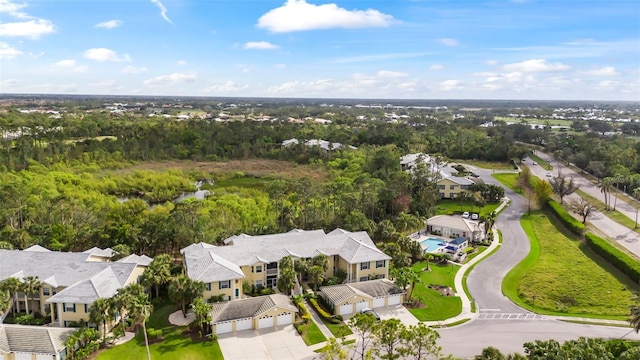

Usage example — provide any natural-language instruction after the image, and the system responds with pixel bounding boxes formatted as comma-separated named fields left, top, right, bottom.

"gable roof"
left=0, top=324, right=74, bottom=355
left=320, top=279, right=405, bottom=305
left=83, top=247, right=117, bottom=258
left=449, top=237, right=467, bottom=245
left=180, top=242, right=217, bottom=254
left=443, top=176, right=474, bottom=186
left=23, top=245, right=51, bottom=252
left=426, top=215, right=476, bottom=232
left=117, top=254, right=153, bottom=266
left=210, top=294, right=297, bottom=323
left=184, top=251, right=245, bottom=283
left=46, top=265, right=135, bottom=304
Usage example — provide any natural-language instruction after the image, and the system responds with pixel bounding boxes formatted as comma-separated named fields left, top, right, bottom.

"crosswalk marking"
left=477, top=313, right=548, bottom=320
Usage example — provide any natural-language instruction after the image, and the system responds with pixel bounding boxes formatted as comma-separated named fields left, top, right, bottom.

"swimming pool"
left=420, top=238, right=446, bottom=253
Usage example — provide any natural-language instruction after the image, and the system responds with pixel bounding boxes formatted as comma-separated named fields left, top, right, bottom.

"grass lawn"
left=451, top=159, right=514, bottom=170
left=96, top=303, right=223, bottom=360
left=528, top=153, right=553, bottom=171
left=407, top=262, right=462, bottom=321
left=323, top=319, right=352, bottom=337
left=298, top=321, right=327, bottom=346
left=576, top=190, right=639, bottom=234
left=492, top=173, right=524, bottom=194
left=502, top=211, right=638, bottom=320
left=434, top=200, right=501, bottom=218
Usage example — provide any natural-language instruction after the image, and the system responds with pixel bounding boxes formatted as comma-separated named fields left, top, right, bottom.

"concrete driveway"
left=375, top=305, right=420, bottom=326
left=218, top=325, right=316, bottom=360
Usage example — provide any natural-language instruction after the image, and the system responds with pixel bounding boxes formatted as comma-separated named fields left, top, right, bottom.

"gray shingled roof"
left=184, top=251, right=245, bottom=283
left=23, top=245, right=51, bottom=252
left=83, top=247, right=117, bottom=258
left=117, top=254, right=153, bottom=266
left=47, top=266, right=134, bottom=304
left=425, top=215, right=476, bottom=232
left=0, top=324, right=74, bottom=355
left=180, top=242, right=217, bottom=254
left=187, top=229, right=389, bottom=269
left=210, top=294, right=297, bottom=323
left=320, top=279, right=404, bottom=305
left=447, top=176, right=474, bottom=185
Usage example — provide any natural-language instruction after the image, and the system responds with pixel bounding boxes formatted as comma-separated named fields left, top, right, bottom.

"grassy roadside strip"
left=529, top=153, right=553, bottom=171
left=558, top=319, right=634, bottom=328
left=493, top=173, right=524, bottom=194
left=431, top=318, right=471, bottom=328
left=576, top=189, right=639, bottom=234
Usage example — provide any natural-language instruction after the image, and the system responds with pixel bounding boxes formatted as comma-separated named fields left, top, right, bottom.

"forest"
left=0, top=103, right=639, bottom=257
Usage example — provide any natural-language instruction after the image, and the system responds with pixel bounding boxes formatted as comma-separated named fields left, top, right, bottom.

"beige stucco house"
left=319, top=279, right=405, bottom=316
left=425, top=215, right=483, bottom=242
left=0, top=324, right=74, bottom=360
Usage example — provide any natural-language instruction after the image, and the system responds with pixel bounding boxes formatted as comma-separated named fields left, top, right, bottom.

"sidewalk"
left=303, top=299, right=334, bottom=341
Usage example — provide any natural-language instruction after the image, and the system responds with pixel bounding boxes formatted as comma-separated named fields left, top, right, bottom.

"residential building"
left=181, top=229, right=391, bottom=301
left=210, top=294, right=297, bottom=335
left=0, top=247, right=149, bottom=329
left=0, top=324, right=74, bottom=360
left=319, top=279, right=405, bottom=316
left=425, top=215, right=484, bottom=242
left=437, top=176, right=474, bottom=199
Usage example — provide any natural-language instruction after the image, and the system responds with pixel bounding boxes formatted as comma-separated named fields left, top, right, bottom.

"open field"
left=576, top=189, right=640, bottom=234
left=495, top=116, right=574, bottom=127
left=408, top=262, right=462, bottom=321
left=451, top=159, right=515, bottom=170
left=493, top=173, right=524, bottom=194
left=435, top=200, right=501, bottom=218
left=502, top=211, right=638, bottom=320
left=96, top=303, right=223, bottom=360
left=100, top=159, right=329, bottom=182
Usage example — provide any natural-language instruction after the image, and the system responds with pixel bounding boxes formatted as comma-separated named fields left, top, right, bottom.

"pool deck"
left=410, top=231, right=451, bottom=252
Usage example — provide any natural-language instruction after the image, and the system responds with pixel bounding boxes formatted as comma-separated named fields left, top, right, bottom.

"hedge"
left=545, top=200, right=585, bottom=236
left=309, top=298, right=341, bottom=324
left=585, top=233, right=640, bottom=283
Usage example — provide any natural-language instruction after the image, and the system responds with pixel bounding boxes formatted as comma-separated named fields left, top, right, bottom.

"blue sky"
left=1, top=0, right=639, bottom=100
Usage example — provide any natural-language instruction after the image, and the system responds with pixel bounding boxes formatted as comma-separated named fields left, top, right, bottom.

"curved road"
left=435, top=166, right=640, bottom=358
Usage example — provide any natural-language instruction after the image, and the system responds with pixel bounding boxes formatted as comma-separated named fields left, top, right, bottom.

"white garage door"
left=356, top=300, right=369, bottom=312
left=14, top=354, right=32, bottom=360
left=36, top=355, right=52, bottom=360
left=277, top=313, right=292, bottom=326
left=372, top=297, right=385, bottom=308
left=258, top=316, right=273, bottom=329
left=338, top=303, right=353, bottom=316
left=387, top=295, right=402, bottom=305
left=215, top=321, right=233, bottom=334
left=236, top=318, right=252, bottom=331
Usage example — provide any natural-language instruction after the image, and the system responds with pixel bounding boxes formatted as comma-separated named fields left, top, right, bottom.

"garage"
left=277, top=312, right=293, bottom=326
left=14, top=354, right=32, bottom=360
left=372, top=297, right=386, bottom=308
left=356, top=300, right=369, bottom=312
left=387, top=294, right=402, bottom=306
left=339, top=303, right=353, bottom=315
left=258, top=316, right=273, bottom=329
left=215, top=321, right=233, bottom=334
left=235, top=318, right=252, bottom=331
left=36, top=355, right=52, bottom=360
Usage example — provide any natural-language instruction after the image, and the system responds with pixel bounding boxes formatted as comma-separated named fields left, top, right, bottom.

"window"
left=44, top=304, right=50, bottom=313
left=438, top=185, right=445, bottom=189
left=42, top=287, right=50, bottom=296
left=450, top=185, right=456, bottom=189
left=205, top=283, right=211, bottom=291
left=256, top=280, right=263, bottom=288
left=360, top=276, right=369, bottom=282
left=256, top=265, right=263, bottom=273
left=360, top=262, right=370, bottom=270
left=439, top=193, right=444, bottom=198
left=84, top=304, right=90, bottom=313
left=219, top=280, right=231, bottom=289
left=376, top=260, right=385, bottom=268
left=449, top=192, right=454, bottom=198
left=64, top=303, right=76, bottom=313
left=461, top=185, right=469, bottom=190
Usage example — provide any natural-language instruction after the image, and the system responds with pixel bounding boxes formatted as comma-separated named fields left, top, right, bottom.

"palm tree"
left=311, top=254, right=329, bottom=273
left=630, top=292, right=640, bottom=333
left=633, top=188, right=640, bottom=228
left=89, top=297, right=114, bottom=343
left=191, top=297, right=213, bottom=337
left=128, top=293, right=154, bottom=360
left=168, top=275, right=205, bottom=317
left=407, top=269, right=422, bottom=300
left=599, top=178, right=614, bottom=210
left=277, top=267, right=297, bottom=295
left=612, top=174, right=626, bottom=211
left=21, top=276, right=41, bottom=315
left=112, top=283, right=145, bottom=336
left=0, top=291, right=10, bottom=317
left=0, top=278, right=20, bottom=316
left=141, top=254, right=172, bottom=298
left=307, top=266, right=325, bottom=291
left=294, top=258, right=309, bottom=285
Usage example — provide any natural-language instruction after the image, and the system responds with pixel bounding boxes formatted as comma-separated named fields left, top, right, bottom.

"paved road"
left=525, top=153, right=640, bottom=258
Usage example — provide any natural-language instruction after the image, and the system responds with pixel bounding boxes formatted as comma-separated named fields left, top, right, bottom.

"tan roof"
left=210, top=294, right=297, bottom=323
left=426, top=215, right=475, bottom=232
left=320, top=279, right=404, bottom=305
left=0, top=324, right=74, bottom=355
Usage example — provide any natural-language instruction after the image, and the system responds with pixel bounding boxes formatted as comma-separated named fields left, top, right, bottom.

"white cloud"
left=244, top=41, right=279, bottom=50
left=0, top=19, right=55, bottom=39
left=329, top=52, right=425, bottom=64
left=150, top=0, right=173, bottom=25
left=176, top=60, right=187, bottom=66
left=274, top=63, right=287, bottom=69
left=598, top=80, right=619, bottom=89
left=438, top=38, right=458, bottom=47
left=579, top=66, right=618, bottom=76
left=0, top=41, right=22, bottom=59
left=84, top=48, right=131, bottom=62
left=144, top=72, right=197, bottom=87
left=53, top=59, right=88, bottom=72
left=485, top=60, right=498, bottom=66
left=206, top=81, right=249, bottom=93
left=429, top=64, right=444, bottom=70
left=502, top=59, right=570, bottom=72
left=377, top=70, right=408, bottom=78
left=95, top=20, right=122, bottom=29
left=0, top=0, right=30, bottom=18
left=122, top=65, right=148, bottom=74
left=257, top=0, right=393, bottom=33
left=440, top=79, right=464, bottom=91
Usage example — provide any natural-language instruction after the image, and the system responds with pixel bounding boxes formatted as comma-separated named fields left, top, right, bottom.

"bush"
left=146, top=327, right=163, bottom=341
left=309, top=298, right=341, bottom=324
left=585, top=233, right=640, bottom=283
left=546, top=200, right=585, bottom=236
left=297, top=302, right=311, bottom=323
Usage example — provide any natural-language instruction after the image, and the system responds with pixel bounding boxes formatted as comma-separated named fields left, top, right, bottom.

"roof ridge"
left=46, top=327, right=56, bottom=352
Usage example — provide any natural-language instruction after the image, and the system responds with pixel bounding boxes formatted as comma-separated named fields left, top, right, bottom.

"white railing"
left=266, top=268, right=278, bottom=276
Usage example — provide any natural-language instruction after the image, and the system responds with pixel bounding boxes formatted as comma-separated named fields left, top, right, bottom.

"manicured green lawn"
left=323, top=320, right=352, bottom=337
left=502, top=211, right=638, bottom=320
left=408, top=262, right=462, bottom=321
left=96, top=304, right=223, bottom=360
left=528, top=153, right=553, bottom=170
left=434, top=200, right=500, bottom=218
left=451, top=159, right=515, bottom=170
left=576, top=190, right=639, bottom=234
left=298, top=321, right=327, bottom=346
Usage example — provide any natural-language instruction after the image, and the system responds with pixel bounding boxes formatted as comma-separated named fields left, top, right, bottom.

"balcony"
left=266, top=268, right=278, bottom=276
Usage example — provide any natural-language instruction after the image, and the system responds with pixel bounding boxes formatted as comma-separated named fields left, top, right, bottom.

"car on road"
left=546, top=172, right=552, bottom=177
left=462, top=211, right=470, bottom=219
left=471, top=213, right=479, bottom=220
left=360, top=308, right=380, bottom=321
left=532, top=162, right=538, bottom=165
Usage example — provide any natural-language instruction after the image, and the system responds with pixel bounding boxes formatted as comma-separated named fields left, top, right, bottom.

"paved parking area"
left=218, top=325, right=316, bottom=360
left=375, top=305, right=420, bottom=326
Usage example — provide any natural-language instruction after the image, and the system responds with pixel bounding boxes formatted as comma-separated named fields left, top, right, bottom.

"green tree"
left=549, top=175, right=579, bottom=205
left=599, top=177, right=614, bottom=210
left=0, top=277, right=21, bottom=316
left=312, top=254, right=329, bottom=273
left=400, top=323, right=443, bottom=360
left=320, top=337, right=350, bottom=360
left=533, top=180, right=553, bottom=207
left=0, top=291, right=10, bottom=317
left=308, top=265, right=325, bottom=291
left=89, top=297, right=114, bottom=343
left=191, top=297, right=213, bottom=338
left=373, top=318, right=405, bottom=360
left=21, top=275, right=41, bottom=315
left=632, top=187, right=640, bottom=228
left=128, top=292, right=154, bottom=360
left=141, top=254, right=172, bottom=298
left=168, top=275, right=205, bottom=316
left=111, top=283, right=146, bottom=338
left=349, top=312, right=377, bottom=360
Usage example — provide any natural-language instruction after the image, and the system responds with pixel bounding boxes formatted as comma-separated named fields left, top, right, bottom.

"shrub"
left=309, top=298, right=341, bottom=324
left=297, top=302, right=311, bottom=323
left=463, top=247, right=475, bottom=254
left=146, top=328, right=163, bottom=341
left=545, top=200, right=585, bottom=236
left=585, top=233, right=640, bottom=283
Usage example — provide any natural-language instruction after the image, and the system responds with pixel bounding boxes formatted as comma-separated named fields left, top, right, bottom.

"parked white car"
left=462, top=211, right=470, bottom=219
left=471, top=213, right=479, bottom=220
